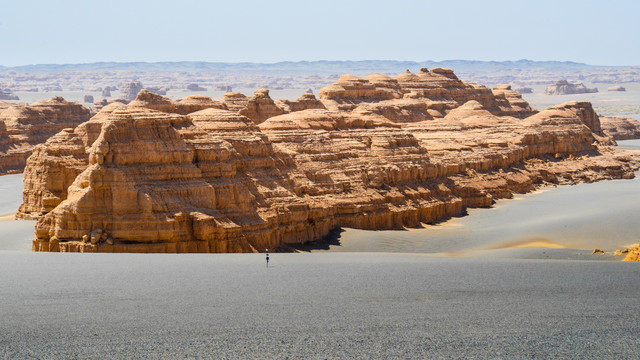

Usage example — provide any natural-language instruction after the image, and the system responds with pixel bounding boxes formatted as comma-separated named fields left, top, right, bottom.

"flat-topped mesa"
left=530, top=101, right=604, bottom=136
left=545, top=80, right=598, bottom=95
left=0, top=97, right=91, bottom=175
left=238, top=88, right=285, bottom=124
left=319, top=69, right=536, bottom=118
left=276, top=92, right=326, bottom=113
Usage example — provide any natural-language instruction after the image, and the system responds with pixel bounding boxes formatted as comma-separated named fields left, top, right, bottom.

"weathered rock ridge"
left=0, top=97, right=91, bottom=174
left=17, top=69, right=640, bottom=253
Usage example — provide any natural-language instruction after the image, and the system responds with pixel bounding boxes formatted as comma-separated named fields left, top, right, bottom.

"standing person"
left=266, top=249, right=270, bottom=268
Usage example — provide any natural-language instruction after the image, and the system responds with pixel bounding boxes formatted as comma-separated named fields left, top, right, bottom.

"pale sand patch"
left=486, top=238, right=566, bottom=250
left=0, top=214, right=15, bottom=221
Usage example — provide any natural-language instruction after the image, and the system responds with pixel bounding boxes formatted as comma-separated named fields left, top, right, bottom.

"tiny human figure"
left=266, top=248, right=270, bottom=268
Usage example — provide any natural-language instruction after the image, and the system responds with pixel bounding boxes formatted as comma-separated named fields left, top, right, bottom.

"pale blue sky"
left=2, top=0, right=639, bottom=66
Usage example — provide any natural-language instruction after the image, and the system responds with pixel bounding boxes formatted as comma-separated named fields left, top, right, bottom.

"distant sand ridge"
left=8, top=68, right=640, bottom=253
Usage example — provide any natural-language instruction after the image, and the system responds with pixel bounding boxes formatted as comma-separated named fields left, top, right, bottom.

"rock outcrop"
left=607, top=85, right=626, bottom=92
left=238, top=89, right=285, bottom=124
left=545, top=80, right=598, bottom=95
left=175, top=95, right=227, bottom=114
left=21, top=78, right=640, bottom=253
left=15, top=69, right=640, bottom=253
left=0, top=97, right=91, bottom=175
left=185, top=84, right=207, bottom=91
left=120, top=81, right=144, bottom=101
left=514, top=86, right=533, bottom=94
left=600, top=116, right=640, bottom=140
left=276, top=93, right=326, bottom=113
left=221, top=92, right=249, bottom=113
left=623, top=244, right=640, bottom=261
left=93, top=98, right=129, bottom=114
left=319, top=69, right=536, bottom=118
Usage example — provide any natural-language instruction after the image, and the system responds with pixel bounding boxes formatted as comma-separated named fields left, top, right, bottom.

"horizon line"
left=2, top=59, right=636, bottom=69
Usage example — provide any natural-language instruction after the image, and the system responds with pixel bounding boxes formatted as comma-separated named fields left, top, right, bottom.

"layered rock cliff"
left=0, top=97, right=91, bottom=175
left=18, top=69, right=640, bottom=253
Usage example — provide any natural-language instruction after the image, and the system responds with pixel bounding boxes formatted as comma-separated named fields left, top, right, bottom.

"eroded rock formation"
left=0, top=97, right=91, bottom=174
left=238, top=89, right=285, bottom=124
left=18, top=69, right=640, bottom=253
left=600, top=116, right=640, bottom=140
left=319, top=69, right=536, bottom=118
left=276, top=93, right=326, bottom=113
left=545, top=80, right=598, bottom=95
left=607, top=85, right=626, bottom=92
left=221, top=92, right=249, bottom=113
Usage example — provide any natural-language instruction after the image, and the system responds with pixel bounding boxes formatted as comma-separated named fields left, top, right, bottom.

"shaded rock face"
left=0, top=97, right=91, bottom=174
left=120, top=81, right=144, bottom=101
left=319, top=69, right=536, bottom=118
left=238, top=88, right=285, bottom=124
left=545, top=80, right=598, bottom=95
left=600, top=116, right=640, bottom=140
left=21, top=85, right=639, bottom=253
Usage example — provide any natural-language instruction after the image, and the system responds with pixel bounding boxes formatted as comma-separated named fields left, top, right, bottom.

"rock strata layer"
left=18, top=69, right=640, bottom=253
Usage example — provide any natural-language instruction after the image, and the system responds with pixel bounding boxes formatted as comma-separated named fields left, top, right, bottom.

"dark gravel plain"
left=1, top=252, right=639, bottom=359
